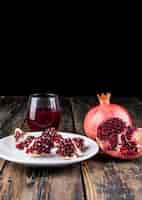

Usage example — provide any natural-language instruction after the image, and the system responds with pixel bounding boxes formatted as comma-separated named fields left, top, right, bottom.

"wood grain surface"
left=0, top=96, right=142, bottom=200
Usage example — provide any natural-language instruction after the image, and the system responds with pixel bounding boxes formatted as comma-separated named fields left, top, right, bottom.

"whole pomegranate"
left=96, top=117, right=142, bottom=159
left=83, top=93, right=132, bottom=139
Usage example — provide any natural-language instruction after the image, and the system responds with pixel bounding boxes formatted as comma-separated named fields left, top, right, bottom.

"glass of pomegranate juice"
left=26, top=93, right=61, bottom=131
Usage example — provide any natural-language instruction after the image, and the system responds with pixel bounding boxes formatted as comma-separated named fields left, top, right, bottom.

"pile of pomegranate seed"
left=56, top=138, right=76, bottom=157
left=26, top=136, right=52, bottom=155
left=42, top=127, right=64, bottom=147
left=15, top=128, right=85, bottom=158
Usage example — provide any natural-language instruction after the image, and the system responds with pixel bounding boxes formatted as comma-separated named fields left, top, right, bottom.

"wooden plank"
left=0, top=97, right=26, bottom=177
left=0, top=96, right=26, bottom=127
left=49, top=165, right=84, bottom=200
left=0, top=96, right=26, bottom=137
left=1, top=101, right=27, bottom=136
left=0, top=160, right=6, bottom=173
left=0, top=162, right=37, bottom=200
left=0, top=101, right=29, bottom=199
left=71, top=96, right=142, bottom=200
left=0, top=162, right=15, bottom=200
left=59, top=96, right=76, bottom=132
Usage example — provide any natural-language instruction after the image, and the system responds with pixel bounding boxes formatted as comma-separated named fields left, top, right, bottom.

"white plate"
left=0, top=131, right=99, bottom=167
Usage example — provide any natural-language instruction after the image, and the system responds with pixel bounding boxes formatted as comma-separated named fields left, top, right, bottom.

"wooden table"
left=0, top=96, right=142, bottom=200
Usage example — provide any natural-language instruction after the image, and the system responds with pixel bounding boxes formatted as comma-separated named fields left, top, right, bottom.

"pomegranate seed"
left=126, top=126, right=136, bottom=140
left=120, top=146, right=138, bottom=156
left=121, top=135, right=127, bottom=146
left=108, top=135, right=118, bottom=150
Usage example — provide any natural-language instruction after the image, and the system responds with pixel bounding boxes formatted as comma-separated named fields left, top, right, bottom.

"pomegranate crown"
left=97, top=93, right=111, bottom=104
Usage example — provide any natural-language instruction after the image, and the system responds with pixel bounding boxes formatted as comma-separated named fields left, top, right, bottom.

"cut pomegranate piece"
left=16, top=136, right=35, bottom=150
left=24, top=127, right=63, bottom=156
left=56, top=138, right=76, bottom=158
left=26, top=135, right=52, bottom=156
left=84, top=93, right=132, bottom=139
left=42, top=128, right=63, bottom=147
left=14, top=128, right=25, bottom=141
left=16, top=142, right=25, bottom=150
left=72, top=137, right=85, bottom=151
left=96, top=117, right=142, bottom=160
left=56, top=137, right=85, bottom=158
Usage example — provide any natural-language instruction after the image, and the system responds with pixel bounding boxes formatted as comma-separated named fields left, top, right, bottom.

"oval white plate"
left=0, top=131, right=99, bottom=167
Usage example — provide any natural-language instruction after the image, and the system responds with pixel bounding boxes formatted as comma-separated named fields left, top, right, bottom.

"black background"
left=0, top=64, right=140, bottom=99
left=0, top=27, right=141, bottom=99
left=0, top=5, right=141, bottom=99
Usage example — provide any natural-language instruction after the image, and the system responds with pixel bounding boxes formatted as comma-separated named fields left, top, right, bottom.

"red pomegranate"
left=83, top=93, right=132, bottom=139
left=96, top=117, right=142, bottom=159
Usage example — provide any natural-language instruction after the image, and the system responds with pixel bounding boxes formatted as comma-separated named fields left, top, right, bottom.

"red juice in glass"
left=26, top=94, right=61, bottom=131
